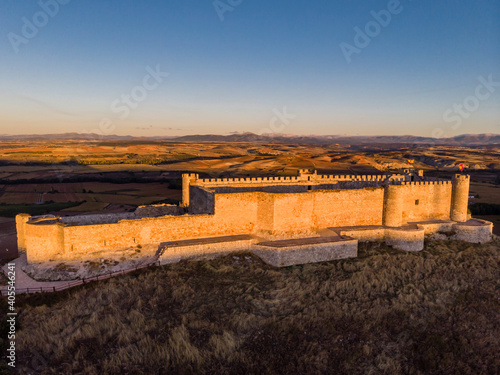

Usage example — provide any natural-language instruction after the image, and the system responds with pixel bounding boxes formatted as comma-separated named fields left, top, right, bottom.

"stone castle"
left=16, top=169, right=493, bottom=267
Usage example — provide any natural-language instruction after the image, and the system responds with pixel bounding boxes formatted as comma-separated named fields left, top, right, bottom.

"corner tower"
left=383, top=185, right=404, bottom=227
left=450, top=174, right=470, bottom=222
left=15, top=213, right=31, bottom=252
left=181, top=173, right=198, bottom=207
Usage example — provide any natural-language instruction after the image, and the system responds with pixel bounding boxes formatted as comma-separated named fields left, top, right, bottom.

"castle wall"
left=256, top=194, right=275, bottom=233
left=211, top=181, right=384, bottom=194
left=194, top=173, right=401, bottom=188
left=159, top=236, right=257, bottom=264
left=452, top=220, right=493, bottom=243
left=25, top=222, right=64, bottom=263
left=189, top=186, right=215, bottom=215
left=213, top=193, right=260, bottom=231
left=61, top=212, right=136, bottom=225
left=252, top=239, right=358, bottom=267
left=49, top=192, right=261, bottom=260
left=312, top=188, right=384, bottom=228
left=213, top=185, right=310, bottom=194
left=339, top=227, right=386, bottom=242
left=135, top=204, right=184, bottom=217
left=272, top=193, right=315, bottom=234
left=385, top=227, right=425, bottom=252
left=60, top=213, right=255, bottom=261
left=400, top=182, right=453, bottom=223
left=414, top=222, right=454, bottom=235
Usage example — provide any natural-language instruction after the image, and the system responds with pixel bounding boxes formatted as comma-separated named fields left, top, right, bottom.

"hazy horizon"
left=1, top=1, right=499, bottom=138
left=1, top=130, right=499, bottom=140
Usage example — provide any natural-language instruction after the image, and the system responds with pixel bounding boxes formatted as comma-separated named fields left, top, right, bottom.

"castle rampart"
left=17, top=170, right=493, bottom=265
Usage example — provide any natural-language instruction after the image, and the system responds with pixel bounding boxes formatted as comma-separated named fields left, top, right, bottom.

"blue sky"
left=0, top=0, right=499, bottom=137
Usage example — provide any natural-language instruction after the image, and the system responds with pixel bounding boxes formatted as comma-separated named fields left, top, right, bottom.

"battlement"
left=400, top=181, right=453, bottom=186
left=192, top=172, right=403, bottom=186
left=453, top=174, right=470, bottom=181
left=180, top=169, right=440, bottom=207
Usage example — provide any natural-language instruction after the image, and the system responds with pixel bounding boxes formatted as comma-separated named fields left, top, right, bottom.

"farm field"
left=469, top=182, right=500, bottom=204
left=0, top=139, right=497, bottom=226
left=0, top=140, right=498, bottom=179
left=0, top=182, right=181, bottom=206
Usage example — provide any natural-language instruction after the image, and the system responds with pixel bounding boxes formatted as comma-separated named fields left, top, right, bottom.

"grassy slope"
left=5, top=240, right=500, bottom=375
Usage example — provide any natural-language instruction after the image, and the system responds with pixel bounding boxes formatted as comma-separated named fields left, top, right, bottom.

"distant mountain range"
left=0, top=132, right=499, bottom=146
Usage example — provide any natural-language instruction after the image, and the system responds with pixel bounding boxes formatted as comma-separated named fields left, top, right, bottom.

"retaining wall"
left=252, top=238, right=358, bottom=267
left=385, top=227, right=425, bottom=252
left=135, top=204, right=185, bottom=217
left=452, top=220, right=493, bottom=243
left=159, top=236, right=257, bottom=264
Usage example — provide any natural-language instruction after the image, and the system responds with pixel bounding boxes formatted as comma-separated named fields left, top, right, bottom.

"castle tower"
left=383, top=185, right=404, bottom=227
left=15, top=213, right=31, bottom=252
left=297, top=169, right=317, bottom=182
left=450, top=174, right=470, bottom=222
left=181, top=173, right=198, bottom=207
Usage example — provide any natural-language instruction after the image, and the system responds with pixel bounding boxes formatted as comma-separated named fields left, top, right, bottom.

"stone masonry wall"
left=400, top=182, right=453, bottom=223
left=21, top=172, right=470, bottom=263
left=312, top=188, right=385, bottom=229
left=135, top=204, right=184, bottom=217
left=189, top=186, right=215, bottom=215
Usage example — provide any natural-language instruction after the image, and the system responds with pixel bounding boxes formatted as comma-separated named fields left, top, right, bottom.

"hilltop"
left=5, top=240, right=500, bottom=374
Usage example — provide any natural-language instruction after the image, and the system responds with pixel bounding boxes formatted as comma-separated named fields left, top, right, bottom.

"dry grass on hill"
left=3, top=240, right=500, bottom=374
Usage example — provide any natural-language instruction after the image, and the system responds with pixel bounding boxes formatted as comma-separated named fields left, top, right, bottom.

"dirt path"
left=0, top=252, right=160, bottom=295
left=0, top=253, right=72, bottom=294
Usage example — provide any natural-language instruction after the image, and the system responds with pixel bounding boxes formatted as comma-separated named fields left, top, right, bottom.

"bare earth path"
left=0, top=253, right=73, bottom=294
left=0, top=252, right=159, bottom=295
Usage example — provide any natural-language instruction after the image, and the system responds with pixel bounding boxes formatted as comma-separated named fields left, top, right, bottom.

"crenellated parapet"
left=181, top=169, right=437, bottom=211
left=188, top=170, right=412, bottom=188
left=399, top=180, right=453, bottom=186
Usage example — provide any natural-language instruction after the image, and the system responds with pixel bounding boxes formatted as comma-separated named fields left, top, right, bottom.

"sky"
left=0, top=0, right=499, bottom=138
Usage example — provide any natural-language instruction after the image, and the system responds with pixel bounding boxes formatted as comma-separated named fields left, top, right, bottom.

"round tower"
left=15, top=213, right=31, bottom=252
left=383, top=185, right=404, bottom=227
left=450, top=174, right=470, bottom=222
